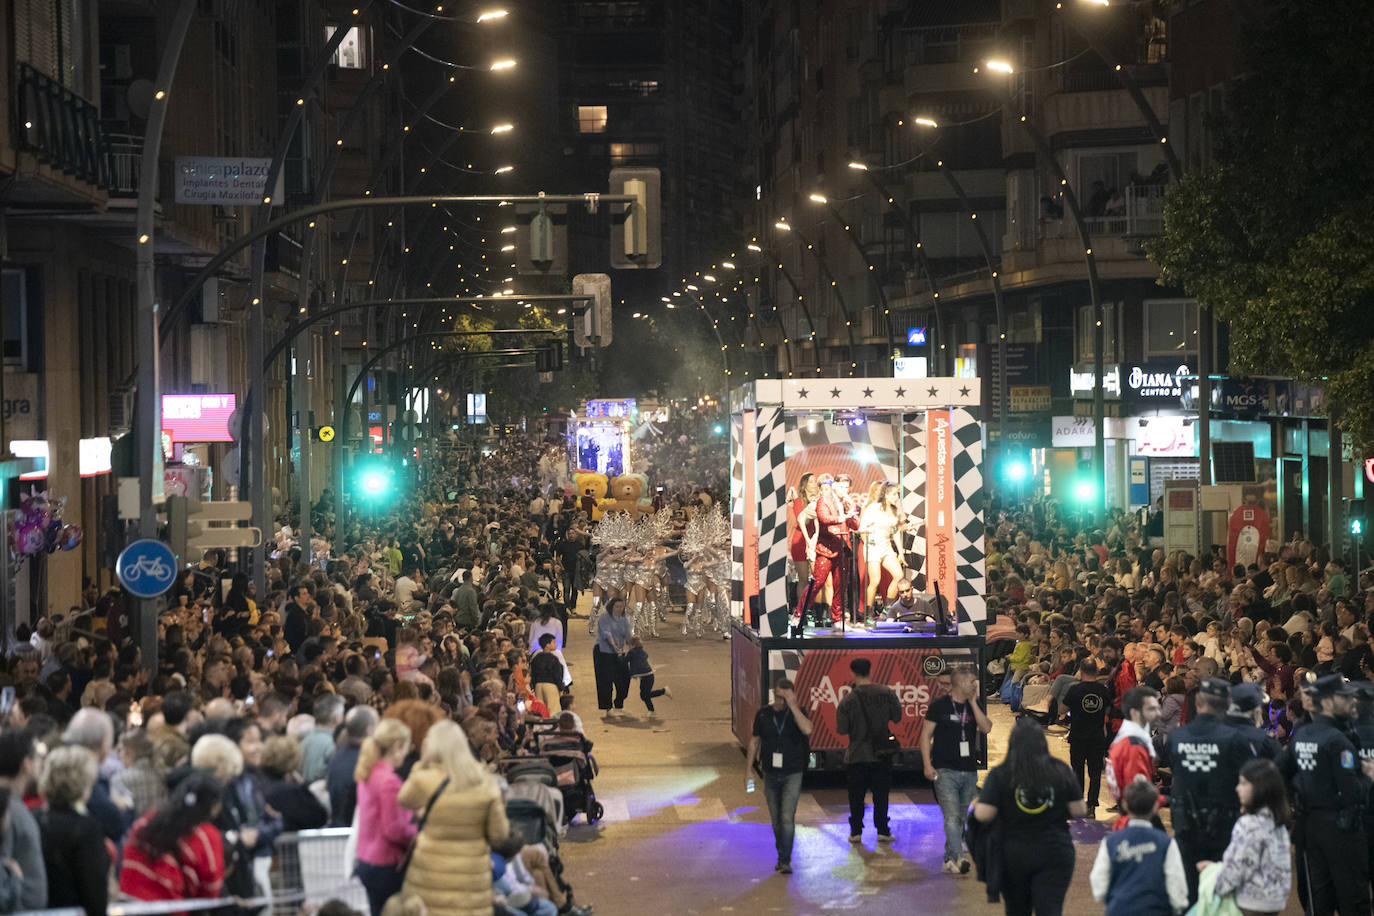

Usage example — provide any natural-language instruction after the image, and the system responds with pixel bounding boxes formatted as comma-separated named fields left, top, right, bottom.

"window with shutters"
left=15, top=0, right=91, bottom=95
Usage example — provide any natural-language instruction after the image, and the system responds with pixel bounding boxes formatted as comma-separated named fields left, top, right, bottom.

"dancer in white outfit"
left=859, top=482, right=906, bottom=617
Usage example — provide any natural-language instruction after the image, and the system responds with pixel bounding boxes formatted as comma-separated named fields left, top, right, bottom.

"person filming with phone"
left=745, top=678, right=812, bottom=875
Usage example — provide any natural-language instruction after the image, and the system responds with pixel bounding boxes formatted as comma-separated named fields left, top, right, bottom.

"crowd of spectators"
left=0, top=429, right=611, bottom=915
left=987, top=498, right=1371, bottom=747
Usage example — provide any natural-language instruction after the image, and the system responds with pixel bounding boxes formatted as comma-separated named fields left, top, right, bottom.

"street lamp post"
left=909, top=122, right=1011, bottom=453
left=983, top=59, right=1107, bottom=519
left=774, top=220, right=860, bottom=375
left=807, top=194, right=898, bottom=372
left=847, top=162, right=948, bottom=374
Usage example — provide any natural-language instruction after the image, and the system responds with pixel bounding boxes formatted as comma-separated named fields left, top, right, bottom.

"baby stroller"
left=536, top=733, right=602, bottom=825
left=506, top=796, right=588, bottom=915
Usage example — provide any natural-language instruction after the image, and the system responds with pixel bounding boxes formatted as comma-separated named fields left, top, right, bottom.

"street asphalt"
left=554, top=598, right=1302, bottom=915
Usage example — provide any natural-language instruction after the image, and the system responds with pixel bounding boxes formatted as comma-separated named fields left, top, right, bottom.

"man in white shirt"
left=529, top=492, right=546, bottom=518
left=394, top=566, right=423, bottom=609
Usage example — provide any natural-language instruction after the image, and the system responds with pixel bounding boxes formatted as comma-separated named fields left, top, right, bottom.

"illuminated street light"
left=847, top=161, right=869, bottom=171
left=494, top=165, right=514, bottom=174
left=808, top=193, right=827, bottom=204
left=476, top=9, right=509, bottom=22
left=747, top=243, right=762, bottom=252
left=720, top=261, right=736, bottom=269
left=501, top=226, right=516, bottom=234
left=984, top=59, right=1014, bottom=74
left=490, top=59, right=517, bottom=71
left=774, top=221, right=791, bottom=231
left=490, top=123, right=514, bottom=134
left=702, top=274, right=717, bottom=282
left=913, top=116, right=939, bottom=129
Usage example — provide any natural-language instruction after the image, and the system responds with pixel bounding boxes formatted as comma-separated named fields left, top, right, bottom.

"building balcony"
left=105, top=132, right=142, bottom=198
left=15, top=64, right=111, bottom=190
left=1080, top=183, right=1167, bottom=241
left=1041, top=82, right=1170, bottom=140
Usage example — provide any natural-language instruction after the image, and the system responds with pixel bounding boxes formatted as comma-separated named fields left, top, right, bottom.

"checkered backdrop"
left=738, top=403, right=986, bottom=638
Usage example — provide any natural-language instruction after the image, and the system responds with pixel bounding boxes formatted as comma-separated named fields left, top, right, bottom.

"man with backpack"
left=1106, top=686, right=1162, bottom=829
left=1064, top=659, right=1111, bottom=819
left=836, top=657, right=902, bottom=845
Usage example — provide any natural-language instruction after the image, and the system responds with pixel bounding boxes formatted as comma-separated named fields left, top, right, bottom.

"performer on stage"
left=859, top=483, right=906, bottom=621
left=793, top=473, right=860, bottom=633
left=788, top=473, right=820, bottom=593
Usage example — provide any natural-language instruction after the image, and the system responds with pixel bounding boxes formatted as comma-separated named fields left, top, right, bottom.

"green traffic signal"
left=1004, top=459, right=1028, bottom=483
left=352, top=461, right=396, bottom=502
left=1074, top=479, right=1096, bottom=503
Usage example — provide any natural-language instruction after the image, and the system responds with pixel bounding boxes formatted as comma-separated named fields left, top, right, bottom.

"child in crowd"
left=625, top=636, right=672, bottom=715
left=492, top=833, right=557, bottom=916
left=1198, top=759, right=1292, bottom=915
left=1006, top=625, right=1033, bottom=683
left=1089, top=780, right=1188, bottom=915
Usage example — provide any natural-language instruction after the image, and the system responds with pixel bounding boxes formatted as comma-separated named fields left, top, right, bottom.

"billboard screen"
left=162, top=394, right=237, bottom=443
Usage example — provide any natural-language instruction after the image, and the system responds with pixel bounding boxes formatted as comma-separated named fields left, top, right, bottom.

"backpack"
left=1000, top=675, right=1023, bottom=712
left=1104, top=735, right=1149, bottom=802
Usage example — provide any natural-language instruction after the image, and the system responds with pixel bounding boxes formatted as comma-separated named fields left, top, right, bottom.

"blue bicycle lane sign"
left=116, top=539, right=179, bottom=599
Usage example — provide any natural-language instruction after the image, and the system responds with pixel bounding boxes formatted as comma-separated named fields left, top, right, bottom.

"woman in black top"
left=218, top=572, right=253, bottom=636
left=35, top=745, right=109, bottom=916
left=974, top=719, right=1085, bottom=916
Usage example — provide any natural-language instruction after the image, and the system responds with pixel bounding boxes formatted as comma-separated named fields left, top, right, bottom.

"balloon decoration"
left=9, top=489, right=82, bottom=563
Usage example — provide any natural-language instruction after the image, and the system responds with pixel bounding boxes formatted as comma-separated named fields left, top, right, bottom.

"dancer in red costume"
left=794, top=474, right=859, bottom=632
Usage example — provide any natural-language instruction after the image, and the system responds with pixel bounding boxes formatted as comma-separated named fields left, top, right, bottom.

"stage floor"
left=795, top=622, right=938, bottom=638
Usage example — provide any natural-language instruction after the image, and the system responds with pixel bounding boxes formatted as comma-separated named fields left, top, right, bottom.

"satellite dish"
left=222, top=447, right=242, bottom=488
left=127, top=79, right=154, bottom=120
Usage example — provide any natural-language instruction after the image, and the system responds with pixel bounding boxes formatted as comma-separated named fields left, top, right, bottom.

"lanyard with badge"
left=955, top=700, right=971, bottom=759
left=771, top=711, right=789, bottom=768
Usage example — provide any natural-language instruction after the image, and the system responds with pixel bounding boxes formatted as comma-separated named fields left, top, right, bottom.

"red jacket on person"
left=119, top=815, right=225, bottom=901
left=813, top=492, right=858, bottom=559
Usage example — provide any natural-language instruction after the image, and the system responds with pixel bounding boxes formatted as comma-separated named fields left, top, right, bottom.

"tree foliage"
left=1148, top=0, right=1374, bottom=450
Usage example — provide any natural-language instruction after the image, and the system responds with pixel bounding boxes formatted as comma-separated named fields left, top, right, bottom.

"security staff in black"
left=1281, top=674, right=1371, bottom=916
left=1225, top=682, right=1281, bottom=760
left=1162, top=677, right=1254, bottom=904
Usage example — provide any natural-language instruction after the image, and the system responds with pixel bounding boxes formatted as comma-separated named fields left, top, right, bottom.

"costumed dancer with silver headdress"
left=679, top=511, right=711, bottom=637
left=701, top=505, right=733, bottom=637
left=589, top=511, right=632, bottom=635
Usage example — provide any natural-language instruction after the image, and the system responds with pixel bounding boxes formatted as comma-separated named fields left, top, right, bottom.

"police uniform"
left=1348, top=682, right=1374, bottom=905
left=1225, top=682, right=1281, bottom=760
left=1162, top=678, right=1254, bottom=903
left=1282, top=674, right=1371, bottom=916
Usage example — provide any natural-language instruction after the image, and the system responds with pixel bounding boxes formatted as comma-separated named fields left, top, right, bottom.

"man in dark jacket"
left=836, top=657, right=901, bottom=844
left=283, top=584, right=311, bottom=655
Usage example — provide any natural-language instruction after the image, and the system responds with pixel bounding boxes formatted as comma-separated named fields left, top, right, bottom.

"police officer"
left=1347, top=682, right=1374, bottom=906
left=1162, top=677, right=1253, bottom=903
left=1226, top=682, right=1281, bottom=759
left=1282, top=674, right=1370, bottom=916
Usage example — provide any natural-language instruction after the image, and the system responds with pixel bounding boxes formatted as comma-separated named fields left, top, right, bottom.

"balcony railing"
left=105, top=132, right=143, bottom=197
left=1082, top=183, right=1167, bottom=238
left=16, top=64, right=111, bottom=189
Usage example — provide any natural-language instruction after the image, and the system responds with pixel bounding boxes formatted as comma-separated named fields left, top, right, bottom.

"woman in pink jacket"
left=354, top=718, right=417, bottom=916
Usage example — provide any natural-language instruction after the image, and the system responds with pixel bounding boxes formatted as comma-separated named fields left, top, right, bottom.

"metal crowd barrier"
left=15, top=828, right=366, bottom=915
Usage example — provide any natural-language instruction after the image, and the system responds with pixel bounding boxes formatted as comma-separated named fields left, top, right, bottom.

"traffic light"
left=609, top=167, right=661, bottom=269
left=515, top=201, right=567, bottom=275
left=1351, top=497, right=1367, bottom=540
left=1074, top=478, right=1096, bottom=504
left=535, top=341, right=563, bottom=373
left=1002, top=454, right=1029, bottom=485
left=352, top=459, right=397, bottom=504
